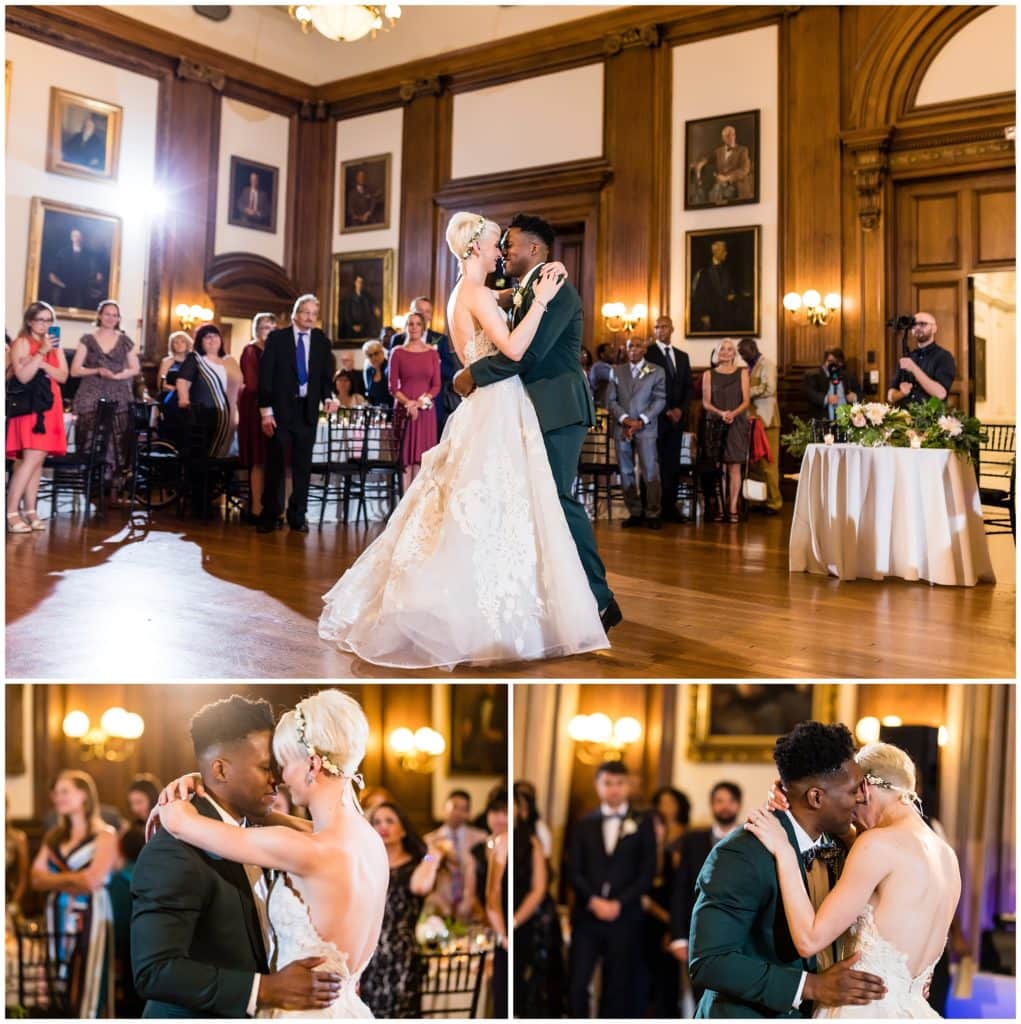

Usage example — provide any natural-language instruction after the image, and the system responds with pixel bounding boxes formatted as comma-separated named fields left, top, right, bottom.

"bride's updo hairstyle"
left=855, top=742, right=920, bottom=808
left=273, top=689, right=369, bottom=778
left=446, top=211, right=499, bottom=263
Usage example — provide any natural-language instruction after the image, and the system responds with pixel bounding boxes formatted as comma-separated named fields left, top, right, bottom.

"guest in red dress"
left=388, top=312, right=440, bottom=491
left=6, top=302, right=69, bottom=533
left=237, top=312, right=277, bottom=522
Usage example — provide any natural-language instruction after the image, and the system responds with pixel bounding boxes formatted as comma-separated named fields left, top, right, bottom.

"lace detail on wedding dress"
left=262, top=875, right=372, bottom=1019
left=815, top=903, right=943, bottom=1019
left=463, top=324, right=497, bottom=364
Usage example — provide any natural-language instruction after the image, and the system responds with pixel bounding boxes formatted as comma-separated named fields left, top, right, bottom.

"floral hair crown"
left=293, top=704, right=364, bottom=789
left=461, top=217, right=487, bottom=260
left=863, top=772, right=922, bottom=814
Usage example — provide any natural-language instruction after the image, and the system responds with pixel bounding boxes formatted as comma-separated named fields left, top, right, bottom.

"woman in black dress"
left=701, top=337, right=751, bottom=521
left=362, top=802, right=440, bottom=1018
left=512, top=783, right=565, bottom=1018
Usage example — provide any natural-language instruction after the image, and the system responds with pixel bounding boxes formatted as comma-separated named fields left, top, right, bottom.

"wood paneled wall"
left=7, top=5, right=1014, bottom=391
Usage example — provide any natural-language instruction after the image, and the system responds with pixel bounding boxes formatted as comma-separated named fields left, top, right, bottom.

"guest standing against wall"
left=738, top=337, right=783, bottom=514
left=388, top=311, right=440, bottom=492
left=238, top=312, right=277, bottom=523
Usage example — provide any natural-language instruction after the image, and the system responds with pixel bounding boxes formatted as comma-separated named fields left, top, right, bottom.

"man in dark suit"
left=257, top=294, right=337, bottom=533
left=669, top=780, right=743, bottom=992
left=645, top=314, right=694, bottom=522
left=567, top=760, right=657, bottom=1018
left=131, top=695, right=339, bottom=1017
left=689, top=722, right=886, bottom=1018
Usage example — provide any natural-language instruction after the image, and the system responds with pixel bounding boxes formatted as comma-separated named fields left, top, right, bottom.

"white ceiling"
left=108, top=3, right=625, bottom=87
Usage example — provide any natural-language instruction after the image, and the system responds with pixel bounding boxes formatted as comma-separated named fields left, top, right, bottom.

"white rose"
left=620, top=817, right=638, bottom=838
left=851, top=412, right=867, bottom=428
left=938, top=414, right=963, bottom=437
left=864, top=403, right=887, bottom=427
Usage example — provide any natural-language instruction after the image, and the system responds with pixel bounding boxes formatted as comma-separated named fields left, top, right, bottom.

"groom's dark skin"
left=782, top=759, right=887, bottom=1008
left=453, top=226, right=549, bottom=397
left=186, top=729, right=343, bottom=1012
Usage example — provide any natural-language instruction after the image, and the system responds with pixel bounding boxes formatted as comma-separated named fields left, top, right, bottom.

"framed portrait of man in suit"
left=340, top=153, right=391, bottom=234
left=685, top=109, right=759, bottom=210
left=330, top=249, right=393, bottom=348
left=688, top=683, right=838, bottom=762
left=685, top=225, right=760, bottom=337
left=25, top=197, right=122, bottom=320
left=449, top=684, right=508, bottom=775
left=46, top=87, right=122, bottom=182
left=227, top=156, right=278, bottom=233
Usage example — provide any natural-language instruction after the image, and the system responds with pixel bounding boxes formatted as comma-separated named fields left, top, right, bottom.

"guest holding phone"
left=6, top=302, right=69, bottom=533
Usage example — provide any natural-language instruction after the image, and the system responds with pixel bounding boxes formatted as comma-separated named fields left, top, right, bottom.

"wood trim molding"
left=176, top=57, right=226, bottom=93
left=603, top=23, right=662, bottom=57
left=435, top=158, right=613, bottom=208
left=842, top=128, right=893, bottom=232
left=205, top=253, right=300, bottom=318
left=399, top=76, right=444, bottom=103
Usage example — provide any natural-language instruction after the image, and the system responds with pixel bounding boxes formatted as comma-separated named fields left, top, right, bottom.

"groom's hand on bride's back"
left=453, top=366, right=475, bottom=397
left=258, top=957, right=342, bottom=1011
left=803, top=951, right=886, bottom=1007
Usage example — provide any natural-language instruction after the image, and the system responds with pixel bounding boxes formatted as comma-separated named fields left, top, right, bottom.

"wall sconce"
left=856, top=715, right=949, bottom=748
left=174, top=303, right=214, bottom=332
left=62, top=706, right=145, bottom=762
left=600, top=302, right=647, bottom=337
left=389, top=726, right=446, bottom=772
left=568, top=713, right=642, bottom=765
left=782, top=290, right=841, bottom=326
left=392, top=314, right=407, bottom=331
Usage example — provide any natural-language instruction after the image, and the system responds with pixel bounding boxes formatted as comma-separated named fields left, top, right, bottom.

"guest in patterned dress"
left=388, top=311, right=440, bottom=490
left=70, top=300, right=140, bottom=501
left=6, top=302, right=69, bottom=533
left=238, top=312, right=277, bottom=521
left=174, top=324, right=241, bottom=458
left=362, top=802, right=440, bottom=1018
left=29, top=770, right=117, bottom=1017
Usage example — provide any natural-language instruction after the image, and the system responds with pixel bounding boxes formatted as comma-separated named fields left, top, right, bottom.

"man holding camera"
left=801, top=347, right=860, bottom=420
left=887, top=312, right=956, bottom=406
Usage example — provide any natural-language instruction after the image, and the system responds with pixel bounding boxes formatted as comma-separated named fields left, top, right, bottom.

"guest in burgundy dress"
left=388, top=311, right=440, bottom=491
left=238, top=312, right=277, bottom=521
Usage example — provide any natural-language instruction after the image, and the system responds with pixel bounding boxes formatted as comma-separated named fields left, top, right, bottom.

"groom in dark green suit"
left=689, top=721, right=887, bottom=1018
left=453, top=213, right=621, bottom=631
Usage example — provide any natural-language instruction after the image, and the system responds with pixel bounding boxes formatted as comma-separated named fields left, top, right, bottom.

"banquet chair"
left=14, top=918, right=86, bottom=1017
left=415, top=949, right=489, bottom=1018
left=977, top=423, right=1015, bottom=540
left=309, top=408, right=368, bottom=526
left=175, top=411, right=241, bottom=520
left=40, top=398, right=116, bottom=520
left=361, top=407, right=404, bottom=523
left=129, top=402, right=181, bottom=515
left=576, top=412, right=620, bottom=520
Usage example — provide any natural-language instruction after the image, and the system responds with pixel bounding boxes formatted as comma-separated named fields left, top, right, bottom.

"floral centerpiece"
left=781, top=398, right=984, bottom=463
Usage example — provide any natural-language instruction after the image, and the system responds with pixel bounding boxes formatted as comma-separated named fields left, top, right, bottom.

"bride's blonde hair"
left=856, top=742, right=920, bottom=808
left=273, top=689, right=368, bottom=776
left=445, top=212, right=500, bottom=263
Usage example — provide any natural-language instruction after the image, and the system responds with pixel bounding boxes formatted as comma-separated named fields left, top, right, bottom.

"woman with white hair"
left=318, top=211, right=608, bottom=668
left=157, top=690, right=388, bottom=1018
left=746, top=742, right=961, bottom=1018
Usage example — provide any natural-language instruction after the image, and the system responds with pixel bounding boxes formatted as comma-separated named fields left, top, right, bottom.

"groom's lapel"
left=513, top=262, right=545, bottom=328
left=775, top=811, right=817, bottom=973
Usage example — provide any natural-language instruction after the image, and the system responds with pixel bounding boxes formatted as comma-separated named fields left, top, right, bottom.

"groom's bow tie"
left=801, top=837, right=839, bottom=870
left=602, top=811, right=625, bottom=821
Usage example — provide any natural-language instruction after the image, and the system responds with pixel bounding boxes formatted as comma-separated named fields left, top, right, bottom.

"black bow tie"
left=603, top=811, right=625, bottom=821
left=801, top=840, right=839, bottom=870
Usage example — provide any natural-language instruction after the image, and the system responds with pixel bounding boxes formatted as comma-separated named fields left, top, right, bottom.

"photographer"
left=800, top=347, right=860, bottom=420
left=887, top=312, right=956, bottom=405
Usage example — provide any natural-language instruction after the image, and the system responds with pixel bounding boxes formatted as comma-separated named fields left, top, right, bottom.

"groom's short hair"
left=773, top=721, right=855, bottom=787
left=509, top=213, right=555, bottom=252
left=190, top=694, right=275, bottom=758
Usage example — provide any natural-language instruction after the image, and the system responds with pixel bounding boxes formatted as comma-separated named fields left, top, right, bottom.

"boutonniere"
left=638, top=364, right=655, bottom=381
left=620, top=817, right=639, bottom=839
left=512, top=288, right=523, bottom=310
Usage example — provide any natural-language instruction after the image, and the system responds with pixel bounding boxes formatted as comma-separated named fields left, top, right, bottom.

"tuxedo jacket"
left=690, top=811, right=834, bottom=1019
left=569, top=807, right=657, bottom=926
left=670, top=826, right=718, bottom=942
left=258, top=325, right=335, bottom=428
left=606, top=363, right=667, bottom=440
left=470, top=265, right=595, bottom=435
left=130, top=796, right=269, bottom=1018
left=645, top=342, right=694, bottom=417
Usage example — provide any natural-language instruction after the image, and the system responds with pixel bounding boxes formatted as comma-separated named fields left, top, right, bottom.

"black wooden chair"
left=361, top=406, right=404, bottom=523
left=175, top=410, right=240, bottom=520
left=977, top=423, right=1015, bottom=540
left=414, top=950, right=489, bottom=1018
left=576, top=412, right=620, bottom=520
left=128, top=402, right=181, bottom=515
left=14, top=917, right=87, bottom=1017
left=309, top=408, right=369, bottom=526
left=40, top=399, right=116, bottom=520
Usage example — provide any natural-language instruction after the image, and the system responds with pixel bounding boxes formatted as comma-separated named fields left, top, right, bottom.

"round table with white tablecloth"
left=789, top=443, right=995, bottom=586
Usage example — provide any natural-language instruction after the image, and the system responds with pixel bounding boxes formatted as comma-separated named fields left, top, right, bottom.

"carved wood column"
left=600, top=25, right=663, bottom=325
left=290, top=100, right=336, bottom=305
left=397, top=77, right=450, bottom=311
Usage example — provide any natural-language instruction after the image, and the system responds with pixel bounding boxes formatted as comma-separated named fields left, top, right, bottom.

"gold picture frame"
left=687, top=684, right=839, bottom=763
left=685, top=223, right=760, bottom=338
left=25, top=197, right=123, bottom=321
left=330, top=249, right=393, bottom=348
left=339, top=153, right=391, bottom=234
left=46, top=87, right=122, bottom=182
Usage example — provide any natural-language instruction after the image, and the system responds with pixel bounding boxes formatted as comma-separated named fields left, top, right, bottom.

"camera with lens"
left=885, top=314, right=917, bottom=330
left=826, top=363, right=844, bottom=384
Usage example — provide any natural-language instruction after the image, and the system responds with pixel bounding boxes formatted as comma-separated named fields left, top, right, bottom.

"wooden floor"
left=5, top=506, right=1015, bottom=680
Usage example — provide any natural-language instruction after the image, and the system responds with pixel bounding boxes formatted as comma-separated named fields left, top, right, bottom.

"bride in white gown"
left=318, top=211, right=608, bottom=669
left=158, top=690, right=388, bottom=1019
left=746, top=742, right=961, bottom=1019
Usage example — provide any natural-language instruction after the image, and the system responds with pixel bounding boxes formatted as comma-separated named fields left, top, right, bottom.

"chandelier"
left=290, top=4, right=402, bottom=42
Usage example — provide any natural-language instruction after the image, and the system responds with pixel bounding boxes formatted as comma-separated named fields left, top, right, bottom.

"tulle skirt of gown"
left=318, top=375, right=609, bottom=668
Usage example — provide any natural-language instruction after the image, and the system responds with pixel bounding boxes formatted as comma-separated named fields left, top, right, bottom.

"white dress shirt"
left=600, top=801, right=629, bottom=855
left=205, top=794, right=272, bottom=1017
left=786, top=811, right=829, bottom=1009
